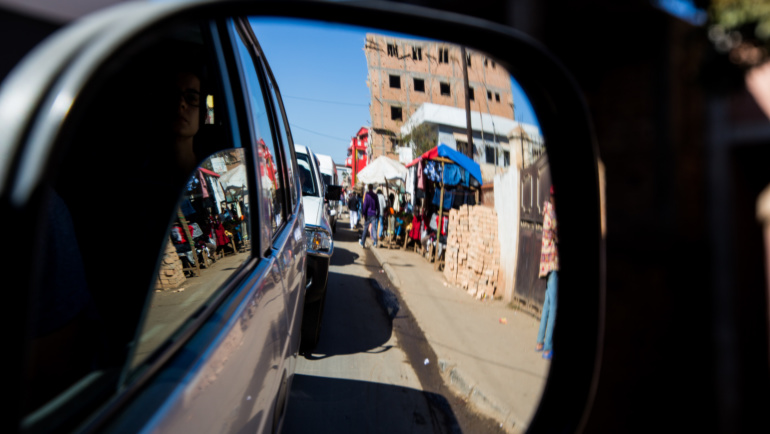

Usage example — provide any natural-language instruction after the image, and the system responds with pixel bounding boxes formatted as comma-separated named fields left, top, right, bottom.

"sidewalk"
left=364, top=233, right=549, bottom=433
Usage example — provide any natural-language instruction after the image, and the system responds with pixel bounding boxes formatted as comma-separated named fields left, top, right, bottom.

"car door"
left=239, top=17, right=308, bottom=360
left=226, top=14, right=305, bottom=409
left=1, top=7, right=295, bottom=434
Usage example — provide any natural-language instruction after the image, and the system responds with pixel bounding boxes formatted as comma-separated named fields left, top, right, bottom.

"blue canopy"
left=435, top=144, right=483, bottom=186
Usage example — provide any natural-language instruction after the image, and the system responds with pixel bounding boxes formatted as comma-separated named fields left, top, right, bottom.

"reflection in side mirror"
left=252, top=17, right=554, bottom=433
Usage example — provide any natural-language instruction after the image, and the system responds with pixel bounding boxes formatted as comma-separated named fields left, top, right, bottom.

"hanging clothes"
left=417, top=160, right=426, bottom=190
left=432, top=189, right=453, bottom=210
left=406, top=166, right=416, bottom=207
left=442, top=163, right=463, bottom=186
left=424, top=160, right=443, bottom=183
left=409, top=214, right=422, bottom=240
left=198, top=170, right=210, bottom=198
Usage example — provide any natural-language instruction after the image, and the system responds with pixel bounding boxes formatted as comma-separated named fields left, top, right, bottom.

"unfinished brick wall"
left=155, top=239, right=186, bottom=290
left=443, top=205, right=501, bottom=299
left=365, top=33, right=516, bottom=160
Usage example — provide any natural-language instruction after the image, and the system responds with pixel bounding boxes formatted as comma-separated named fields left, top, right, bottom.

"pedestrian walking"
left=348, top=191, right=359, bottom=229
left=359, top=184, right=379, bottom=248
left=536, top=185, right=558, bottom=360
left=377, top=188, right=387, bottom=240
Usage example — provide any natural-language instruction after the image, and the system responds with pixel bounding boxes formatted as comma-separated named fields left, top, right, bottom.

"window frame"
left=229, top=18, right=291, bottom=252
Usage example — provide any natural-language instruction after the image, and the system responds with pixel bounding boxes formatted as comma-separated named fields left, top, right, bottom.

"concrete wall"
left=494, top=167, right=521, bottom=303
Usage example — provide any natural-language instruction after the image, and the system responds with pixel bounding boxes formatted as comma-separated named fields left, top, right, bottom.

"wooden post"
left=434, top=161, right=445, bottom=266
left=178, top=209, right=201, bottom=277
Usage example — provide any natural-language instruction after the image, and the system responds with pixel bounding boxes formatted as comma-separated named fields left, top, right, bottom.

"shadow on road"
left=330, top=245, right=359, bottom=267
left=304, top=270, right=394, bottom=359
left=282, top=374, right=462, bottom=434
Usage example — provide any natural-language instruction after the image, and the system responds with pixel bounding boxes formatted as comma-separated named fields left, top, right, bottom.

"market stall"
left=355, top=156, right=408, bottom=248
left=404, top=144, right=483, bottom=268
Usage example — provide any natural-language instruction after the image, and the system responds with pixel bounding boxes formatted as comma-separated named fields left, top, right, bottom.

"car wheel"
left=300, top=292, right=326, bottom=352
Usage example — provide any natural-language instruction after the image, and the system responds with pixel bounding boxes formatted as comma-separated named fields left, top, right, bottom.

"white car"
left=315, top=153, right=341, bottom=233
left=294, top=144, right=339, bottom=350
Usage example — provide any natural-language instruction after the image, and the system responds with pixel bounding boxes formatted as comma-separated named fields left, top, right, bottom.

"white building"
left=400, top=103, right=542, bottom=179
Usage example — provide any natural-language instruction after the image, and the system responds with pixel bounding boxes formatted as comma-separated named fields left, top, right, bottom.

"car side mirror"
left=325, top=184, right=342, bottom=201
left=0, top=2, right=602, bottom=433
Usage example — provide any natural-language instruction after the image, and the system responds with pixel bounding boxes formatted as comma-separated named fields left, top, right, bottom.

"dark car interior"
left=22, top=18, right=236, bottom=423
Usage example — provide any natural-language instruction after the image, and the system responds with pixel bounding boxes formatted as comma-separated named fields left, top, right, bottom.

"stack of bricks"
left=443, top=204, right=501, bottom=299
left=155, top=239, right=186, bottom=290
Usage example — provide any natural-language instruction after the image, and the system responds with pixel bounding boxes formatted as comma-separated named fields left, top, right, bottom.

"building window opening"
left=414, top=78, right=425, bottom=92
left=486, top=145, right=496, bottom=164
left=466, top=53, right=472, bottom=66
left=439, top=47, right=449, bottom=64
left=413, top=46, right=422, bottom=61
left=440, top=82, right=450, bottom=96
left=387, top=43, right=398, bottom=57
left=504, top=150, right=510, bottom=167
left=391, top=106, right=402, bottom=121
left=389, top=74, right=401, bottom=89
left=487, top=90, right=492, bottom=100
left=495, top=92, right=500, bottom=102
left=468, top=87, right=475, bottom=101
left=457, top=140, right=469, bottom=155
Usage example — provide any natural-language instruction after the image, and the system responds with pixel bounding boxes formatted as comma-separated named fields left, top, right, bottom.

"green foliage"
left=711, top=0, right=770, bottom=40
left=400, top=123, right=436, bottom=158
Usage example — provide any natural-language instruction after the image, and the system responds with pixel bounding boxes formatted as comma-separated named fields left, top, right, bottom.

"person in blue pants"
left=376, top=189, right=387, bottom=240
left=536, top=186, right=558, bottom=360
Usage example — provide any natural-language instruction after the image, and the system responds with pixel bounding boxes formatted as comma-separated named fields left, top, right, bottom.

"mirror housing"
left=0, top=1, right=603, bottom=433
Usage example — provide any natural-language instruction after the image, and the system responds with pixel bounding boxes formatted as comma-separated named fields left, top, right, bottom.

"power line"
left=290, top=124, right=351, bottom=142
left=283, top=94, right=369, bottom=107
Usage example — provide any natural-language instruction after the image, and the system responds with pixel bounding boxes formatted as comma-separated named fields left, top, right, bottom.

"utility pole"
left=461, top=46, right=473, bottom=160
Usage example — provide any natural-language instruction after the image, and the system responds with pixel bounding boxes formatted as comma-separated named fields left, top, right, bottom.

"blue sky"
left=250, top=18, right=540, bottom=164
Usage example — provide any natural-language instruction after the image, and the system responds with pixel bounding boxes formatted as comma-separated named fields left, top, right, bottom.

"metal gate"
left=514, top=154, right=551, bottom=315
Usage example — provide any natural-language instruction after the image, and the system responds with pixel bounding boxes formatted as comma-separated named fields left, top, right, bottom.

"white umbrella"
left=218, top=164, right=247, bottom=189
left=356, top=156, right=407, bottom=185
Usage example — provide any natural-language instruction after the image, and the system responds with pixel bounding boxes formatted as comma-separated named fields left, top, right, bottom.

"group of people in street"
left=346, top=183, right=396, bottom=248
left=344, top=180, right=559, bottom=362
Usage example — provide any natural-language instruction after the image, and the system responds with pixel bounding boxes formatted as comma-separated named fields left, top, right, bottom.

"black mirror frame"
left=1, top=1, right=603, bottom=432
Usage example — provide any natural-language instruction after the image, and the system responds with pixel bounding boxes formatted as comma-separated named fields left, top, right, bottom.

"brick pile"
left=155, top=240, right=186, bottom=290
left=443, top=205, right=501, bottom=299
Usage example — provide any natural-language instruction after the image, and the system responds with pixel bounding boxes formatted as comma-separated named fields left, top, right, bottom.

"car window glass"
left=231, top=22, right=285, bottom=238
left=128, top=147, right=253, bottom=372
left=265, top=73, right=299, bottom=208
left=296, top=151, right=319, bottom=197
left=21, top=19, right=257, bottom=418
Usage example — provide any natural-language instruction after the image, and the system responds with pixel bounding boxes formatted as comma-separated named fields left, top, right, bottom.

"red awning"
left=405, top=146, right=438, bottom=168
left=198, top=167, right=220, bottom=177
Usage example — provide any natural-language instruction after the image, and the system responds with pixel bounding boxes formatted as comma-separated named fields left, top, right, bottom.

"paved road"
left=282, top=221, right=473, bottom=433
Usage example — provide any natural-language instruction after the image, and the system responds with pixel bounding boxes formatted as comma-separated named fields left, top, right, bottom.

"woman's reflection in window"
left=170, top=69, right=202, bottom=175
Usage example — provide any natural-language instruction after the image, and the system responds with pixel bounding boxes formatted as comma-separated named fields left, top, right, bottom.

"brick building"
left=364, top=33, right=514, bottom=161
